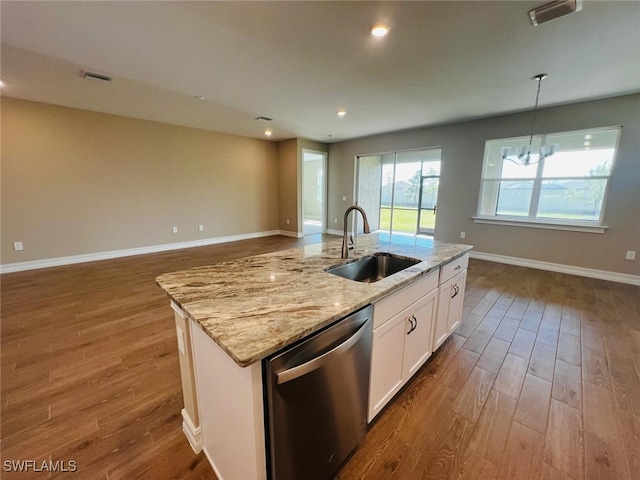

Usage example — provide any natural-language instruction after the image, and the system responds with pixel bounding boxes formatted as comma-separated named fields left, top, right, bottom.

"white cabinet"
left=368, top=271, right=438, bottom=422
left=403, top=289, right=437, bottom=380
left=190, top=318, right=267, bottom=480
left=368, top=311, right=406, bottom=422
left=432, top=254, right=469, bottom=352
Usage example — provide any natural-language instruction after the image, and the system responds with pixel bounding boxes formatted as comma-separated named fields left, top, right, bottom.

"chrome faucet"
left=342, top=205, right=371, bottom=258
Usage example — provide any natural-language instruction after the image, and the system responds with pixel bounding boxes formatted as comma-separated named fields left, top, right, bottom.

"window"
left=475, top=126, right=621, bottom=233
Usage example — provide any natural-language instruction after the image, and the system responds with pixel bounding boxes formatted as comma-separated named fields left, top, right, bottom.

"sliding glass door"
left=417, top=161, right=441, bottom=235
left=357, top=148, right=441, bottom=238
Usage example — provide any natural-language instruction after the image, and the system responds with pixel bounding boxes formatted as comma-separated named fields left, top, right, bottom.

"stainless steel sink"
left=325, top=252, right=421, bottom=283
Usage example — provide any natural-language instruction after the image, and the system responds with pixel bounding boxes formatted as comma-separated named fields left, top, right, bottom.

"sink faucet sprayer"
left=342, top=205, right=371, bottom=259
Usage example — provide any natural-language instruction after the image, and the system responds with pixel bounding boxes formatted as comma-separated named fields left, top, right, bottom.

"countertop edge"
left=157, top=239, right=473, bottom=367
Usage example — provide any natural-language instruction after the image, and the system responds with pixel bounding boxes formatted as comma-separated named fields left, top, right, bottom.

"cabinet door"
left=368, top=315, right=405, bottom=422
left=402, top=289, right=437, bottom=380
left=433, top=270, right=467, bottom=352
left=433, top=282, right=452, bottom=352
left=446, top=270, right=467, bottom=334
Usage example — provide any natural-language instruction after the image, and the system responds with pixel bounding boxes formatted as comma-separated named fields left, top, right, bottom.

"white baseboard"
left=470, top=251, right=640, bottom=286
left=0, top=230, right=286, bottom=274
left=181, top=408, right=202, bottom=453
left=326, top=229, right=343, bottom=236
left=279, top=230, right=303, bottom=238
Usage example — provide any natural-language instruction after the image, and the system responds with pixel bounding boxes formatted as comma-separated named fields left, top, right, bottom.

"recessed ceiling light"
left=337, top=110, right=347, bottom=117
left=194, top=96, right=206, bottom=101
left=371, top=23, right=390, bottom=37
left=264, top=130, right=273, bottom=137
left=0, top=80, right=4, bottom=88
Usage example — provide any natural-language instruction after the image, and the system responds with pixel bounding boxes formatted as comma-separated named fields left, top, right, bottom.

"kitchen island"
left=156, top=234, right=472, bottom=479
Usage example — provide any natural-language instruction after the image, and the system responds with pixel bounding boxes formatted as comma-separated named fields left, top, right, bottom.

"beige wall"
left=276, top=138, right=298, bottom=234
left=329, top=94, right=640, bottom=276
left=1, top=98, right=280, bottom=264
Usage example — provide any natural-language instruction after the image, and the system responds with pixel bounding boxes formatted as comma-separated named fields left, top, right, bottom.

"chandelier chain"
left=528, top=76, right=544, bottom=148
left=501, top=73, right=550, bottom=166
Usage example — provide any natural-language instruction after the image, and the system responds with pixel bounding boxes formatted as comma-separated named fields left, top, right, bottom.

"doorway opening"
left=357, top=148, right=441, bottom=240
left=302, top=150, right=327, bottom=236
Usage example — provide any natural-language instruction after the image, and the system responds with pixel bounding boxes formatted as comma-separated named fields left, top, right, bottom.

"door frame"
left=301, top=149, right=327, bottom=236
left=417, top=172, right=440, bottom=235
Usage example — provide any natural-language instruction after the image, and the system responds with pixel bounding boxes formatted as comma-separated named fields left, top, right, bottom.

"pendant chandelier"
left=501, top=73, right=556, bottom=166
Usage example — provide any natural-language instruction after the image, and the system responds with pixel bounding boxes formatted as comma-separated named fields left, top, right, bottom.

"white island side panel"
left=190, top=318, right=266, bottom=480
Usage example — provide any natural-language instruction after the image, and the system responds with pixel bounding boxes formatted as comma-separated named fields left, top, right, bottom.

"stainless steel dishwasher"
left=263, top=305, right=373, bottom=480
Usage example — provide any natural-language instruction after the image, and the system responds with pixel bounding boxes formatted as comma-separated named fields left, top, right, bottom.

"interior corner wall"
left=328, top=94, right=640, bottom=276
left=0, top=98, right=280, bottom=264
left=276, top=138, right=298, bottom=234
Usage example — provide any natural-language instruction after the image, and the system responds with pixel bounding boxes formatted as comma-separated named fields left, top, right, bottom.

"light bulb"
left=371, top=23, right=390, bottom=37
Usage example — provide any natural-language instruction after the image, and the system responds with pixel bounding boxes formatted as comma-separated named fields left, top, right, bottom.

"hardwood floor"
left=1, top=235, right=315, bottom=480
left=339, top=258, right=640, bottom=480
left=1, top=236, right=639, bottom=479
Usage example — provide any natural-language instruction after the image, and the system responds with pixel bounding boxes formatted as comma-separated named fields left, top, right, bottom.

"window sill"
left=472, top=216, right=608, bottom=234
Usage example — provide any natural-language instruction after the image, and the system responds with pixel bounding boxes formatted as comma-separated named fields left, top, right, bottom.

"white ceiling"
left=1, top=1, right=639, bottom=143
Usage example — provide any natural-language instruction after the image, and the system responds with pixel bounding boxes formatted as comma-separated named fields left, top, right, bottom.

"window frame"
left=474, top=126, right=622, bottom=234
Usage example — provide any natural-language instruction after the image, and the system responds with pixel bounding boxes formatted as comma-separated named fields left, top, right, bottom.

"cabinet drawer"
left=439, top=253, right=469, bottom=284
left=373, top=269, right=438, bottom=329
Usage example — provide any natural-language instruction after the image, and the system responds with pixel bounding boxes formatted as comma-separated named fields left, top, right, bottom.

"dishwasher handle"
left=276, top=318, right=369, bottom=385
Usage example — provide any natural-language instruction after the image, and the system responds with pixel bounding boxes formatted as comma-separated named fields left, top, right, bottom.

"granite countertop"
left=156, top=234, right=472, bottom=367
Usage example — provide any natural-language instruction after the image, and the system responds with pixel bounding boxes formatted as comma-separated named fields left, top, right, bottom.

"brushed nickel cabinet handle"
left=407, top=316, right=416, bottom=335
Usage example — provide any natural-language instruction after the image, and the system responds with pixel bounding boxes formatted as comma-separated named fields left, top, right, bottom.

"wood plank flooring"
left=339, top=258, right=640, bottom=480
left=1, top=235, right=316, bottom=480
left=1, top=236, right=639, bottom=479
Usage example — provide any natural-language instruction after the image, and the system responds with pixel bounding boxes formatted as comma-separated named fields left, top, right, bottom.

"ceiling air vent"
left=254, top=116, right=273, bottom=122
left=82, top=70, right=112, bottom=82
left=529, top=0, right=582, bottom=26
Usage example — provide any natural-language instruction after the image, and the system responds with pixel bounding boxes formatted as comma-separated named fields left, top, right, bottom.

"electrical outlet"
left=626, top=250, right=636, bottom=260
left=172, top=226, right=178, bottom=234
left=286, top=219, right=290, bottom=225
left=13, top=241, right=23, bottom=251
left=342, top=196, right=347, bottom=201
left=460, top=232, right=466, bottom=239
left=334, top=218, right=338, bottom=224
left=198, top=225, right=204, bottom=232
